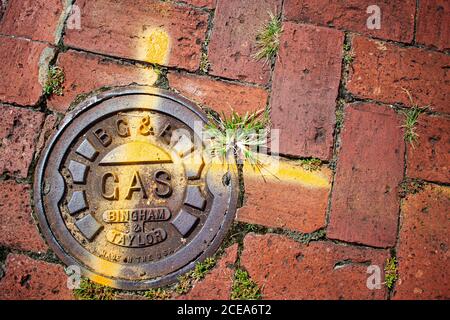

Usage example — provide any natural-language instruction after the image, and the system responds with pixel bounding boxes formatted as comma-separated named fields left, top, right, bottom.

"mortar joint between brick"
left=325, top=32, right=353, bottom=227
left=0, top=245, right=64, bottom=267
left=160, top=0, right=213, bottom=13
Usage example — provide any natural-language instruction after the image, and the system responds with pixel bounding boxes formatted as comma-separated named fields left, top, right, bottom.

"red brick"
left=168, top=72, right=268, bottom=116
left=241, top=234, right=389, bottom=299
left=180, top=244, right=238, bottom=300
left=180, top=0, right=215, bottom=9
left=0, top=36, right=51, bottom=106
left=0, top=181, right=47, bottom=252
left=407, top=115, right=450, bottom=184
left=0, top=254, right=73, bottom=300
left=284, top=0, right=415, bottom=43
left=64, top=0, right=208, bottom=71
left=348, top=36, right=450, bottom=114
left=48, top=50, right=157, bottom=113
left=0, top=0, right=65, bottom=43
left=208, top=0, right=281, bottom=84
left=237, top=155, right=331, bottom=233
left=270, top=22, right=343, bottom=159
left=328, top=103, right=404, bottom=248
left=394, top=185, right=450, bottom=299
left=416, top=0, right=450, bottom=51
left=35, top=114, right=58, bottom=161
left=0, top=106, right=45, bottom=178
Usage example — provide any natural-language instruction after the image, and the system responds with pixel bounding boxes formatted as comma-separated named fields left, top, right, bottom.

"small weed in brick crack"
left=298, top=158, right=322, bottom=172
left=44, top=66, right=65, bottom=96
left=231, top=268, right=262, bottom=300
left=199, top=52, right=210, bottom=74
left=253, top=11, right=282, bottom=65
left=400, top=89, right=429, bottom=148
left=384, top=257, right=398, bottom=290
left=73, top=278, right=116, bottom=300
left=153, top=65, right=169, bottom=89
left=342, top=41, right=354, bottom=65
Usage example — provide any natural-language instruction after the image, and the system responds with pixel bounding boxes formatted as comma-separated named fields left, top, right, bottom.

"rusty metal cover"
left=34, top=86, right=238, bottom=290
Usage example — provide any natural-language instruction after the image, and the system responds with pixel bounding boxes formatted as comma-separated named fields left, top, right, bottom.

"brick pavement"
left=0, top=0, right=448, bottom=300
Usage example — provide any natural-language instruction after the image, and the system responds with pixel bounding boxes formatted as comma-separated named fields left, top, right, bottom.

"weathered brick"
left=394, top=185, right=450, bottom=299
left=0, top=254, right=73, bottom=300
left=180, top=0, right=215, bottom=9
left=0, top=36, right=51, bottom=106
left=208, top=0, right=281, bottom=84
left=0, top=106, right=45, bottom=178
left=35, top=114, right=58, bottom=161
left=180, top=244, right=238, bottom=300
left=407, top=115, right=450, bottom=184
left=348, top=36, right=450, bottom=114
left=270, top=22, right=343, bottom=159
left=64, top=0, right=208, bottom=71
left=168, top=72, right=268, bottom=116
left=241, top=234, right=389, bottom=299
left=0, top=181, right=47, bottom=252
left=284, top=0, right=415, bottom=43
left=237, top=155, right=331, bottom=233
left=328, top=103, right=404, bottom=248
left=0, top=0, right=65, bottom=43
left=48, top=50, right=157, bottom=113
left=416, top=0, right=450, bottom=51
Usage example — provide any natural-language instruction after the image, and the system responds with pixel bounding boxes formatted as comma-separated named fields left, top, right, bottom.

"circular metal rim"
left=33, top=86, right=239, bottom=290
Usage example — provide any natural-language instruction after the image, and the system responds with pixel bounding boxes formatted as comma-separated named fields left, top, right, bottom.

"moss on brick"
left=73, top=278, right=116, bottom=300
left=231, top=268, right=261, bottom=300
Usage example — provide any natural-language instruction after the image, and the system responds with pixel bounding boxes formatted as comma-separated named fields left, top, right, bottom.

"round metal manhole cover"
left=34, top=86, right=238, bottom=290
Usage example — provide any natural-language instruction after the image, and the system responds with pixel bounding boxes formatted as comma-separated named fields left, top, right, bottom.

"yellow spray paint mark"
left=137, top=28, right=170, bottom=65
left=89, top=263, right=121, bottom=287
left=87, top=109, right=164, bottom=283
left=243, top=154, right=331, bottom=189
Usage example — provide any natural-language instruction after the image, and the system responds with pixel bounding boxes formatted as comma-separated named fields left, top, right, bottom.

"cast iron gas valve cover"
left=34, top=86, right=238, bottom=290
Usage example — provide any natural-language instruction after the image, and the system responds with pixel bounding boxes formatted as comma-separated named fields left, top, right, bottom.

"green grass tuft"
left=231, top=269, right=261, bottom=300
left=384, top=257, right=398, bottom=290
left=204, top=109, right=270, bottom=170
left=253, top=12, right=282, bottom=64
left=192, top=257, right=216, bottom=281
left=175, top=274, right=192, bottom=295
left=199, top=52, right=210, bottom=74
left=174, top=257, right=217, bottom=294
left=44, top=66, right=65, bottom=96
left=73, top=278, right=116, bottom=300
left=401, top=89, right=429, bottom=147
